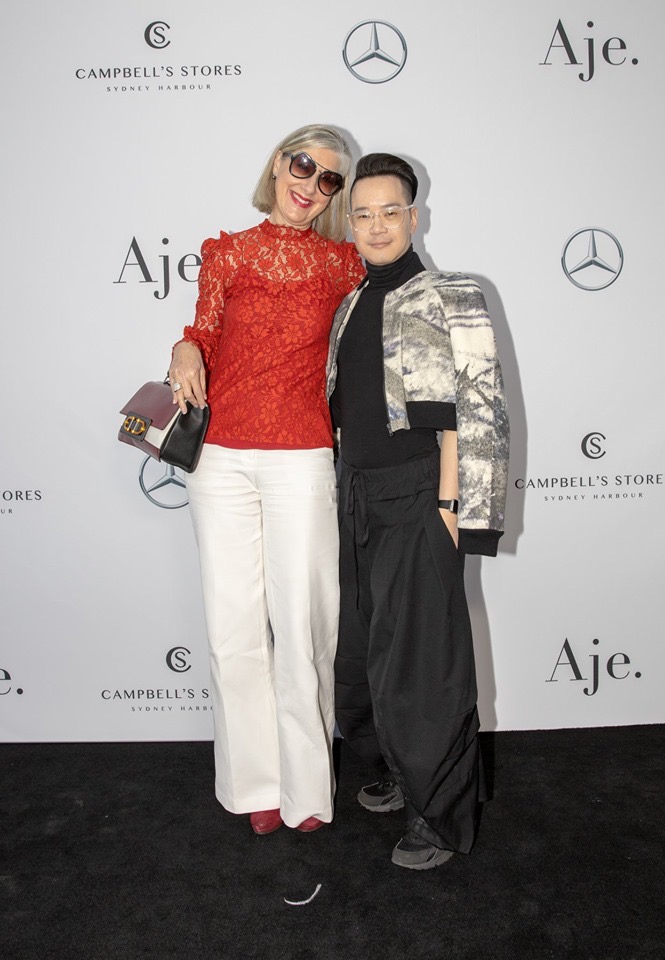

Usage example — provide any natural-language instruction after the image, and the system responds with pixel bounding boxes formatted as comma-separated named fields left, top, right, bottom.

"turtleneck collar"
left=261, top=218, right=313, bottom=238
left=364, top=246, right=424, bottom=291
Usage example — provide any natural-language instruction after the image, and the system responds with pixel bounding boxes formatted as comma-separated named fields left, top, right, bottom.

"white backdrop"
left=2, top=0, right=663, bottom=741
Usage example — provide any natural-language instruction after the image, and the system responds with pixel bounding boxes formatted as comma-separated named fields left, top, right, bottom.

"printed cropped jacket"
left=326, top=271, right=509, bottom=556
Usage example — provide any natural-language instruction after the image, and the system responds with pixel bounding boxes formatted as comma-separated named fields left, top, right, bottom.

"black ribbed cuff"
left=458, top=528, right=503, bottom=557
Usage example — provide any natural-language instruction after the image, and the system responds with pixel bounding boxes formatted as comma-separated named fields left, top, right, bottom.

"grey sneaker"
left=357, top=777, right=405, bottom=813
left=391, top=830, right=454, bottom=870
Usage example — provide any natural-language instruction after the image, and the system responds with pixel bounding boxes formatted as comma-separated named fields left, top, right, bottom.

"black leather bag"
left=118, top=380, right=209, bottom=473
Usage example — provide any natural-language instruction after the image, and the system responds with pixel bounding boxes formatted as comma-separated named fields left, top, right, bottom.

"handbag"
left=118, top=379, right=210, bottom=473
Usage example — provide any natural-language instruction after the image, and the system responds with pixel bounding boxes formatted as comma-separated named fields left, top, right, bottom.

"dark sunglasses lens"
left=290, top=153, right=317, bottom=178
left=318, top=172, right=343, bottom=196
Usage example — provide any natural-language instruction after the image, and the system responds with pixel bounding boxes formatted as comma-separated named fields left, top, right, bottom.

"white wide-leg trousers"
left=186, top=444, right=339, bottom=827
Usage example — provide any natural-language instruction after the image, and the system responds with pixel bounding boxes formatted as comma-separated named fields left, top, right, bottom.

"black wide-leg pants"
left=336, top=450, right=484, bottom=853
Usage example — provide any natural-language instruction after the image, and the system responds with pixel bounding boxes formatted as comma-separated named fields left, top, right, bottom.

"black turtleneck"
left=330, top=246, right=440, bottom=469
left=363, top=245, right=422, bottom=291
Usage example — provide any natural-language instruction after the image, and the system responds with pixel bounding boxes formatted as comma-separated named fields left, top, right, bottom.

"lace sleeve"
left=339, top=241, right=365, bottom=295
left=181, top=233, right=229, bottom=371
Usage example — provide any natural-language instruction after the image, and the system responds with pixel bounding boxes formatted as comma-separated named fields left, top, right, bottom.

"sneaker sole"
left=391, top=848, right=454, bottom=870
left=357, top=792, right=405, bottom=813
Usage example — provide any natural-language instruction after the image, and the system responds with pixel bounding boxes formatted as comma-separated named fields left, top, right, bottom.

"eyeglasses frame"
left=347, top=204, right=416, bottom=232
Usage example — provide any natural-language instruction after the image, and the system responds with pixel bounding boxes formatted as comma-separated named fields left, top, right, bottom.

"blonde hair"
left=252, top=124, right=353, bottom=243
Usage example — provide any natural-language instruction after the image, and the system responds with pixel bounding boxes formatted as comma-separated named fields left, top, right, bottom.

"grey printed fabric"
left=326, top=272, right=509, bottom=537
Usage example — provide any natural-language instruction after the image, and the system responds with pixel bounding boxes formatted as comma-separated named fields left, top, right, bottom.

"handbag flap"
left=119, top=381, right=176, bottom=430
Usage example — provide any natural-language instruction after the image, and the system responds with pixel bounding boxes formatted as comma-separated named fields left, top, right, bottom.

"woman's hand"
left=168, top=341, right=207, bottom=414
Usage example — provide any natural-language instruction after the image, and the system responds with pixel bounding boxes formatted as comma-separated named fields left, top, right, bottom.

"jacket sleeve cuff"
left=406, top=400, right=457, bottom=430
left=458, top=528, right=503, bottom=557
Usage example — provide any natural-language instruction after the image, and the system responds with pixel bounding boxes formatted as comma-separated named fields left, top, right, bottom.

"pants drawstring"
left=343, top=467, right=369, bottom=607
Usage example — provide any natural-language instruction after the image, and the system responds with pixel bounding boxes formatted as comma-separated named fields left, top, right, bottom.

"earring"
left=271, top=173, right=276, bottom=180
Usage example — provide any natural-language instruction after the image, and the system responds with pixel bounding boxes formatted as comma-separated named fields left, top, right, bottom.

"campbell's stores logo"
left=100, top=647, right=210, bottom=715
left=1, top=489, right=43, bottom=517
left=166, top=646, right=191, bottom=673
left=75, top=22, right=242, bottom=95
left=514, top=433, right=663, bottom=505
left=581, top=432, right=605, bottom=459
left=145, top=21, right=171, bottom=49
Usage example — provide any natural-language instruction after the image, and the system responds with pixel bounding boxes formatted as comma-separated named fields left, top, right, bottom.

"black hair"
left=351, top=153, right=418, bottom=203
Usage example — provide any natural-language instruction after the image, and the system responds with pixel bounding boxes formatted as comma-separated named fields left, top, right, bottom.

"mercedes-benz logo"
left=343, top=21, right=407, bottom=84
left=139, top=457, right=188, bottom=509
left=561, top=228, right=624, bottom=291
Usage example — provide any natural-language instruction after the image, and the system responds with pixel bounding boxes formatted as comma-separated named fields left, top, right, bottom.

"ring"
left=171, top=382, right=182, bottom=392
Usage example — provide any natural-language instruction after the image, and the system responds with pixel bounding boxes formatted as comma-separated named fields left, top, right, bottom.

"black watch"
left=438, top=499, right=459, bottom=514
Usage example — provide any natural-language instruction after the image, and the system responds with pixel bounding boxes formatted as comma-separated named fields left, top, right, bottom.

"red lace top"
left=182, top=220, right=365, bottom=449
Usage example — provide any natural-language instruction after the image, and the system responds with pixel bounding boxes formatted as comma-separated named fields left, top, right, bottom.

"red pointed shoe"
left=249, top=809, right=283, bottom=835
left=296, top=817, right=325, bottom=832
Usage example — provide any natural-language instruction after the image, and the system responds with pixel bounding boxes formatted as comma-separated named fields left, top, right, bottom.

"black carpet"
left=2, top=726, right=664, bottom=960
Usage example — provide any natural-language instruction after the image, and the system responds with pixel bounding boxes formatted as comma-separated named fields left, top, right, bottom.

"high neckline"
left=365, top=246, right=423, bottom=290
left=261, top=218, right=313, bottom=238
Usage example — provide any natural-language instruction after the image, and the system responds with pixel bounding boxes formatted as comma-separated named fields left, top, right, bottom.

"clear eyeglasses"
left=347, top=204, right=415, bottom=232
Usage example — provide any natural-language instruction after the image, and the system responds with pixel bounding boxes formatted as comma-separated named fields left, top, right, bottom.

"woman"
left=327, top=153, right=509, bottom=869
left=169, top=125, right=365, bottom=835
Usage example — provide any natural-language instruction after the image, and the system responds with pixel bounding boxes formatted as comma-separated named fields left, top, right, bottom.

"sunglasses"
left=282, top=151, right=344, bottom=197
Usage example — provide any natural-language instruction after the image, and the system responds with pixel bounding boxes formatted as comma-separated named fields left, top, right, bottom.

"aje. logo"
left=514, top=433, right=663, bottom=505
left=139, top=458, right=188, bottom=510
left=144, top=21, right=171, bottom=49
left=166, top=647, right=191, bottom=673
left=76, top=22, right=242, bottom=95
left=0, top=667, right=24, bottom=697
left=547, top=637, right=641, bottom=697
left=562, top=228, right=623, bottom=291
left=540, top=19, right=638, bottom=82
left=343, top=21, right=407, bottom=84
left=114, top=236, right=201, bottom=300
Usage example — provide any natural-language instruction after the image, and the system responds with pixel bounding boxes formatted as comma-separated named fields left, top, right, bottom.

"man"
left=327, top=153, right=509, bottom=869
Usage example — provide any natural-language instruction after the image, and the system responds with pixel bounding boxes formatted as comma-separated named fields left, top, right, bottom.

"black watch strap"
left=438, top=499, right=459, bottom=514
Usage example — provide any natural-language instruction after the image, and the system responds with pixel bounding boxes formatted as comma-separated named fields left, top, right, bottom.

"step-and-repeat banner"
left=2, top=0, right=663, bottom=740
